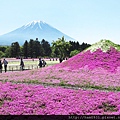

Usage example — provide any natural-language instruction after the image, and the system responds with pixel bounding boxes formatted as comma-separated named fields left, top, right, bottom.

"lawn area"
left=7, top=58, right=59, bottom=65
left=1, top=58, right=60, bottom=71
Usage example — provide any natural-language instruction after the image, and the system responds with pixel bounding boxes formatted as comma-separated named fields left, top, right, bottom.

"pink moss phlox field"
left=0, top=82, right=120, bottom=115
left=1, top=47, right=120, bottom=115
left=54, top=47, right=120, bottom=73
left=0, top=65, right=120, bottom=89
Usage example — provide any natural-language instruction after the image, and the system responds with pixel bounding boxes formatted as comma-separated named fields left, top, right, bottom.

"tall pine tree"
left=23, top=40, right=29, bottom=58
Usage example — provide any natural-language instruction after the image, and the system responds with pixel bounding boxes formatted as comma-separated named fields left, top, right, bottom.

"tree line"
left=0, top=37, right=91, bottom=58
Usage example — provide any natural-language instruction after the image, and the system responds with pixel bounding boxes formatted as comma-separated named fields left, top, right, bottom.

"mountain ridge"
left=0, top=20, right=75, bottom=45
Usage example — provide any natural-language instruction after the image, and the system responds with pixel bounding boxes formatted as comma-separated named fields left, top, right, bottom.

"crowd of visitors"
left=0, top=57, right=67, bottom=73
left=0, top=58, right=47, bottom=73
left=38, top=58, right=46, bottom=68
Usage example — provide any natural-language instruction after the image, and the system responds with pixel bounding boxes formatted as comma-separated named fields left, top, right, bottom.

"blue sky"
left=0, top=0, right=120, bottom=44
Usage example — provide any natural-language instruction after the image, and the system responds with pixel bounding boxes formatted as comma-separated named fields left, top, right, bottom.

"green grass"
left=84, top=39, right=120, bottom=52
left=2, top=60, right=59, bottom=71
left=8, top=60, right=59, bottom=65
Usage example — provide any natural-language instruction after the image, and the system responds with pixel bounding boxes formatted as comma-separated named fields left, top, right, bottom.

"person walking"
left=38, top=58, right=42, bottom=68
left=3, top=58, right=8, bottom=72
left=0, top=60, right=3, bottom=73
left=20, top=58, right=24, bottom=71
left=59, top=58, right=63, bottom=63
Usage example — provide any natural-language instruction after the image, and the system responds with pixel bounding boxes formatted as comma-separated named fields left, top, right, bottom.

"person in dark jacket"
left=59, top=58, right=63, bottom=63
left=3, top=58, right=8, bottom=72
left=0, top=60, right=2, bottom=73
left=20, top=58, right=24, bottom=71
left=38, top=58, right=42, bottom=68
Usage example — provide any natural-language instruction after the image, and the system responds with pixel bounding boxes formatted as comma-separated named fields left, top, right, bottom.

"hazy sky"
left=1, top=0, right=120, bottom=44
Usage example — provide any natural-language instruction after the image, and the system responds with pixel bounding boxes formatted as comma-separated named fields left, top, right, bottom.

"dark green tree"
left=52, top=36, right=71, bottom=59
left=28, top=39, right=34, bottom=58
left=80, top=42, right=91, bottom=51
left=23, top=40, right=29, bottom=58
left=28, top=38, right=44, bottom=58
left=0, top=46, right=7, bottom=53
left=70, top=49, right=80, bottom=57
left=34, top=38, right=43, bottom=58
left=4, top=46, right=11, bottom=57
left=41, top=39, right=52, bottom=56
left=20, top=46, right=24, bottom=57
left=10, top=42, right=20, bottom=57
left=0, top=51, right=5, bottom=58
left=51, top=46, right=59, bottom=58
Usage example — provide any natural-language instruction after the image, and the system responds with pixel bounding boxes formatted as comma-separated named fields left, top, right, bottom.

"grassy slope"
left=84, top=39, right=120, bottom=52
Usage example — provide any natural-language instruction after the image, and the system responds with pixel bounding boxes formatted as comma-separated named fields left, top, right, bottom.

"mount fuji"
left=0, top=20, right=75, bottom=45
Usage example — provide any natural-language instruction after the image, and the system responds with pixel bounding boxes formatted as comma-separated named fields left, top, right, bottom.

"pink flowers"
left=0, top=82, right=120, bottom=115
left=0, top=47, right=120, bottom=115
left=55, top=47, right=120, bottom=73
left=0, top=66, right=120, bottom=90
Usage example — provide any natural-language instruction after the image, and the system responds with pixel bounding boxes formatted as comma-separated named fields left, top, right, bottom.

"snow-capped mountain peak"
left=22, top=20, right=46, bottom=29
left=0, top=20, right=75, bottom=45
left=24, top=20, right=45, bottom=26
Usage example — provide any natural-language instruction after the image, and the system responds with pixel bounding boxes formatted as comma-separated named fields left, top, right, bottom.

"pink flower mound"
left=55, top=47, right=120, bottom=73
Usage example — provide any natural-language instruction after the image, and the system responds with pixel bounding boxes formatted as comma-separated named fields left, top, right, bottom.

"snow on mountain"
left=0, top=20, right=75, bottom=45
left=23, top=20, right=45, bottom=29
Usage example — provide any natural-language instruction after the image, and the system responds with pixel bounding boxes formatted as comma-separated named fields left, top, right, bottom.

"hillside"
left=54, top=40, right=120, bottom=72
left=84, top=39, right=120, bottom=52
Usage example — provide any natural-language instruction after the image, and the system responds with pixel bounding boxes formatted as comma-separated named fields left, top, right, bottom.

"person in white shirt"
left=3, top=59, right=8, bottom=72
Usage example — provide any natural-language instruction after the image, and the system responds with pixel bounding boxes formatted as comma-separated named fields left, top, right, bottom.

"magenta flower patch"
left=0, top=82, right=120, bottom=115
left=55, top=47, right=120, bottom=73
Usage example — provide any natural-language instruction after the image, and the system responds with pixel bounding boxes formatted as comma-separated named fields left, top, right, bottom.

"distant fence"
left=2, top=65, right=40, bottom=72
